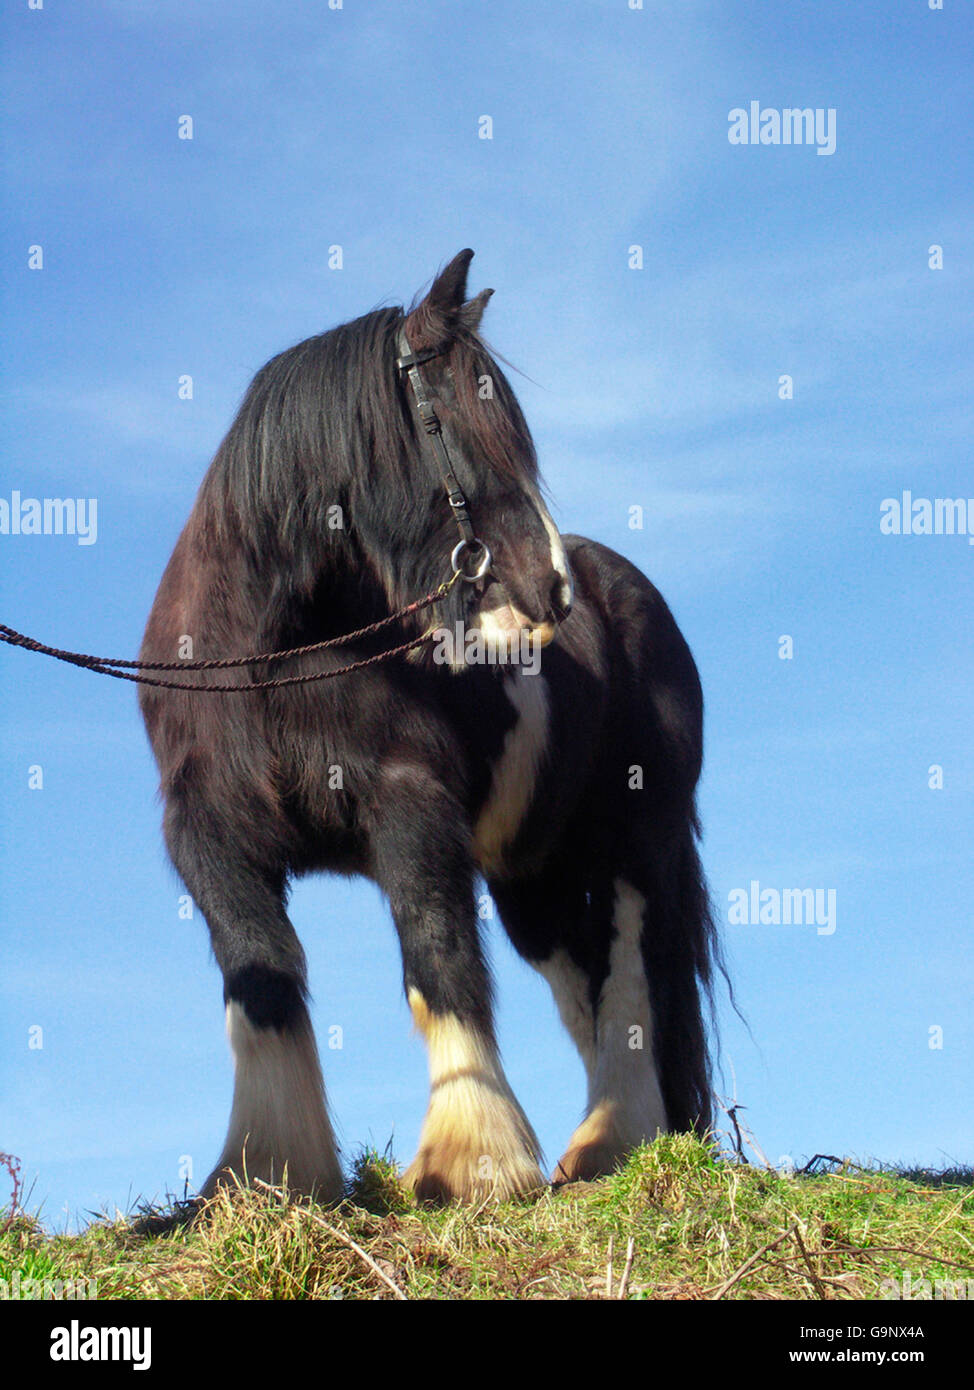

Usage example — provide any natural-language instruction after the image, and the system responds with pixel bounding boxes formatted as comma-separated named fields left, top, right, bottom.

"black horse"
left=139, top=250, right=718, bottom=1203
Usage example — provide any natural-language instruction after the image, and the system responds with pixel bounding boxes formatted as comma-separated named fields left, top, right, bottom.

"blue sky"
left=1, top=1, right=971, bottom=1230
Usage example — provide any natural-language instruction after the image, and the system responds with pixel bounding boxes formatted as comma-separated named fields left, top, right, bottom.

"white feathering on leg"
left=202, top=1003, right=343, bottom=1201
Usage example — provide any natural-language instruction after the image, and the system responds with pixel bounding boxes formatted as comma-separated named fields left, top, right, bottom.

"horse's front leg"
left=368, top=760, right=544, bottom=1203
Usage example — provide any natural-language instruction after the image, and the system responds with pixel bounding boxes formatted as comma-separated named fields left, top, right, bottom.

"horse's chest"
left=472, top=672, right=550, bottom=877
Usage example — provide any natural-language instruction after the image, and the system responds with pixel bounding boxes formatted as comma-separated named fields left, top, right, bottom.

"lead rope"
left=0, top=572, right=461, bottom=692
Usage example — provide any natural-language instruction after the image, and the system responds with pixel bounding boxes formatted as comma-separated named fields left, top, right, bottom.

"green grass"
left=2, top=1135, right=971, bottom=1301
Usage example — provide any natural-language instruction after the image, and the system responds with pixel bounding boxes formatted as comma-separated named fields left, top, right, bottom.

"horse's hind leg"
left=492, top=869, right=670, bottom=1184
left=164, top=799, right=342, bottom=1202
left=367, top=761, right=545, bottom=1203
left=551, top=877, right=668, bottom=1181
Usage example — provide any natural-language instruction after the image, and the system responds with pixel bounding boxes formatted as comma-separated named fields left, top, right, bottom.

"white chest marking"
left=473, top=671, right=549, bottom=876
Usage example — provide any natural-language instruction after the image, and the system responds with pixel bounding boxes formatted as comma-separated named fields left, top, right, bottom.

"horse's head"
left=388, top=249, right=573, bottom=672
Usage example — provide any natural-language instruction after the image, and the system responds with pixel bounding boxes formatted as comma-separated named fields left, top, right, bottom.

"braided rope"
left=0, top=573, right=458, bottom=692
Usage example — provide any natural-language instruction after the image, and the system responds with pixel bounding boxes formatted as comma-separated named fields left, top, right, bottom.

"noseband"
left=396, top=328, right=492, bottom=584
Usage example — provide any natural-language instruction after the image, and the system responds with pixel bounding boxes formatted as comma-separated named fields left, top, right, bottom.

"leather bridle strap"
left=396, top=327, right=491, bottom=580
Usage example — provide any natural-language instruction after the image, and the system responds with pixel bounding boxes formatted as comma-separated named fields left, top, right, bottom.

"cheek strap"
left=396, top=328, right=492, bottom=582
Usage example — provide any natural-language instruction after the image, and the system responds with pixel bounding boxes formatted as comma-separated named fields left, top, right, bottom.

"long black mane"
left=203, top=310, right=530, bottom=554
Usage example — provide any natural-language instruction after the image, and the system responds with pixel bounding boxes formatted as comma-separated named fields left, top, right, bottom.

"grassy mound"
left=2, top=1135, right=971, bottom=1300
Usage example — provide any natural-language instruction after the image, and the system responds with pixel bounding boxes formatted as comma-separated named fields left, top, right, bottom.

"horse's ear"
left=432, top=247, right=475, bottom=306
left=406, top=249, right=475, bottom=349
left=460, top=287, right=493, bottom=333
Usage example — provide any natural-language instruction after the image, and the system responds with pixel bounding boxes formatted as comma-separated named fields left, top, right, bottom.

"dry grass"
left=2, top=1135, right=971, bottom=1301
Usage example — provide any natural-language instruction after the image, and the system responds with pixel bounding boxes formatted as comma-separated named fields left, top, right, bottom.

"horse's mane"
left=196, top=306, right=537, bottom=565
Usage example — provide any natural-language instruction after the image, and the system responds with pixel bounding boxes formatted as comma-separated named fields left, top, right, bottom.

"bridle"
left=395, top=326, right=493, bottom=585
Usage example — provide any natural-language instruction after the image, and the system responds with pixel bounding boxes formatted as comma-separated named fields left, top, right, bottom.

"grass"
left=1, top=1135, right=971, bottom=1301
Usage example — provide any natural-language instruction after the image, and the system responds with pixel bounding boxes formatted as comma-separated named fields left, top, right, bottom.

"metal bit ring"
left=451, top=539, right=492, bottom=583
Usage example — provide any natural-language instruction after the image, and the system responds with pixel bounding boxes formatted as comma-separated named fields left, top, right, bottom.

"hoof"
left=403, top=1138, right=545, bottom=1205
left=403, top=1077, right=546, bottom=1204
left=552, top=1101, right=660, bottom=1185
left=404, top=989, right=546, bottom=1204
left=551, top=1140, right=626, bottom=1185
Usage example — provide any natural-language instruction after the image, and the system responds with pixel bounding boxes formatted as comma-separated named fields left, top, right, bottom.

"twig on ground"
left=0, top=1153, right=22, bottom=1230
left=726, top=1107, right=747, bottom=1164
left=829, top=1241, right=974, bottom=1273
left=714, top=1097, right=775, bottom=1169
left=616, top=1237, right=636, bottom=1300
left=793, top=1225, right=829, bottom=1300
left=708, top=1225, right=798, bottom=1300
left=799, top=1154, right=847, bottom=1175
left=254, top=1179, right=407, bottom=1300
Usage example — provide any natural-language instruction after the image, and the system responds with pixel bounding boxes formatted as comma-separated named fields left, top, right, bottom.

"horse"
left=138, top=249, right=719, bottom=1204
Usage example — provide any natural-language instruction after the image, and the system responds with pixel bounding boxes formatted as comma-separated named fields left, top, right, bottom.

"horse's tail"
left=642, top=813, right=724, bottom=1136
